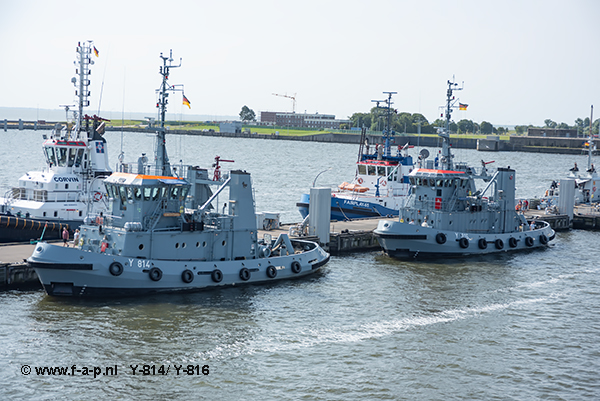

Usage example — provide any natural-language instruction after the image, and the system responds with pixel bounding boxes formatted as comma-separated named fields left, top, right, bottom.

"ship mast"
left=72, top=41, right=94, bottom=140
left=155, top=50, right=182, bottom=177
left=371, top=91, right=397, bottom=159
left=439, top=79, right=463, bottom=171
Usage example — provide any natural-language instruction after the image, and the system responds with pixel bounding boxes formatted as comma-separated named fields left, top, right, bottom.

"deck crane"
left=272, top=93, right=297, bottom=113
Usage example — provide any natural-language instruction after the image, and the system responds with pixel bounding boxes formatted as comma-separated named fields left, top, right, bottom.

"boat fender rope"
left=291, top=261, right=301, bottom=274
left=459, top=237, right=469, bottom=249
left=509, top=237, right=518, bottom=248
left=109, top=262, right=123, bottom=276
left=266, top=265, right=277, bottom=278
left=181, top=269, right=194, bottom=283
left=239, top=268, right=250, bottom=281
left=525, top=236, right=534, bottom=247
left=495, top=239, right=504, bottom=250
left=211, top=269, right=223, bottom=283
left=435, top=233, right=446, bottom=244
left=149, top=267, right=162, bottom=281
left=478, top=238, right=487, bottom=249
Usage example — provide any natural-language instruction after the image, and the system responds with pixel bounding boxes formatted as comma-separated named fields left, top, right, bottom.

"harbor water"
left=1, top=130, right=599, bottom=399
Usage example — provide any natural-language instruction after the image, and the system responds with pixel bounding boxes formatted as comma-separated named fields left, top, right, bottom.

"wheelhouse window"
left=44, top=146, right=57, bottom=166
left=75, top=149, right=84, bottom=167
left=368, top=165, right=376, bottom=176
left=68, top=148, right=77, bottom=167
left=57, top=147, right=68, bottom=167
left=377, top=166, right=386, bottom=176
left=357, top=165, right=367, bottom=175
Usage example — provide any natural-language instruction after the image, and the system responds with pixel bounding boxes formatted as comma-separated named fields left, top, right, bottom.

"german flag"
left=459, top=103, right=468, bottom=111
left=182, top=94, right=191, bottom=109
left=93, top=46, right=99, bottom=57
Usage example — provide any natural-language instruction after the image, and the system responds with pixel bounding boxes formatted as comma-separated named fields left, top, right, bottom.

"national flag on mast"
left=93, top=46, right=99, bottom=57
left=459, top=103, right=468, bottom=111
left=182, top=94, right=191, bottom=109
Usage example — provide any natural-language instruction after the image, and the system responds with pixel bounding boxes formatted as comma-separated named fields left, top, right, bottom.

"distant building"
left=527, top=127, right=579, bottom=138
left=260, top=111, right=350, bottom=129
left=219, top=121, right=242, bottom=133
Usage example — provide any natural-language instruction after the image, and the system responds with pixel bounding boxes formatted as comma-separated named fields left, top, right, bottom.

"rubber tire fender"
left=509, top=237, right=518, bottom=248
left=291, top=261, right=301, bottom=274
left=149, top=267, right=162, bottom=282
left=525, top=236, right=534, bottom=247
left=459, top=237, right=469, bottom=249
left=211, top=269, right=223, bottom=283
left=266, top=265, right=277, bottom=278
left=109, top=262, right=123, bottom=276
left=495, top=239, right=504, bottom=250
left=539, top=234, right=548, bottom=245
left=435, top=233, right=446, bottom=245
left=478, top=238, right=487, bottom=249
left=181, top=269, right=194, bottom=283
left=239, top=268, right=250, bottom=281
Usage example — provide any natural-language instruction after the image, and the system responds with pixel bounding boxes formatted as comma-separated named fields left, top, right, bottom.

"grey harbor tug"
left=27, top=50, right=329, bottom=297
left=374, top=79, right=555, bottom=259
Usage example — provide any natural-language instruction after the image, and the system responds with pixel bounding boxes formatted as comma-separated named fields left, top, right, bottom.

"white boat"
left=27, top=50, right=330, bottom=297
left=0, top=41, right=111, bottom=242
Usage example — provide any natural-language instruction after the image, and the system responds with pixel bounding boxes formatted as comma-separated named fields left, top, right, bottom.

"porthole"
left=175, top=243, right=180, bottom=249
left=222, top=240, right=226, bottom=247
left=182, top=243, right=186, bottom=248
left=196, top=242, right=200, bottom=247
left=139, top=244, right=144, bottom=250
left=203, top=241, right=207, bottom=247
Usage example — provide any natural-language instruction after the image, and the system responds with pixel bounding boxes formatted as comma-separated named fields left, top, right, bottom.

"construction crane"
left=272, top=93, right=297, bottom=113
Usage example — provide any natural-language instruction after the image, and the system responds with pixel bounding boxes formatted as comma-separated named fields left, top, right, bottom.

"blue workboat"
left=297, top=92, right=416, bottom=221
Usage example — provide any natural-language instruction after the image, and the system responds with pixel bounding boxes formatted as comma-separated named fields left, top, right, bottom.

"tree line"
left=239, top=104, right=600, bottom=136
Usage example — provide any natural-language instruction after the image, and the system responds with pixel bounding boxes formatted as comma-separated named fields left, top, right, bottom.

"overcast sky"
left=1, top=0, right=598, bottom=126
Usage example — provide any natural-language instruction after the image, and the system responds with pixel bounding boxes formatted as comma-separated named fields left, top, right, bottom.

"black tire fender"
left=109, top=262, right=123, bottom=276
left=181, top=269, right=194, bottom=283
left=459, top=237, right=469, bottom=249
left=495, top=239, right=504, bottom=250
left=266, top=265, right=277, bottom=278
left=291, top=261, right=301, bottom=274
left=435, top=233, right=446, bottom=244
left=239, top=268, right=250, bottom=281
left=509, top=237, right=518, bottom=248
left=149, top=267, right=162, bottom=281
left=211, top=269, right=223, bottom=283
left=525, top=236, right=534, bottom=247
left=539, top=234, right=548, bottom=245
left=478, top=238, right=487, bottom=249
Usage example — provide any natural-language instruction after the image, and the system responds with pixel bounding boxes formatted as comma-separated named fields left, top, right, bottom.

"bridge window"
left=75, top=149, right=84, bottom=167
left=377, top=166, right=386, bottom=176
left=44, top=147, right=57, bottom=166
left=357, top=165, right=367, bottom=175
left=68, top=148, right=77, bottom=167
left=57, top=147, right=68, bottom=167
left=368, top=166, right=376, bottom=176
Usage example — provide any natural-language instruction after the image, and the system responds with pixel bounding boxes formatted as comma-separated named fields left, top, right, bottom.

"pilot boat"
left=374, top=79, right=555, bottom=259
left=28, top=50, right=329, bottom=297
left=297, top=92, right=415, bottom=221
left=0, top=41, right=111, bottom=242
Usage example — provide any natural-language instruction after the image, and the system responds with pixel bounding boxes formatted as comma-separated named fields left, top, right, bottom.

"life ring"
left=478, top=238, right=487, bottom=249
left=109, top=262, right=123, bottom=276
left=357, top=177, right=364, bottom=184
left=539, top=234, right=548, bottom=245
left=525, top=237, right=534, bottom=247
left=266, top=265, right=277, bottom=278
left=508, top=237, right=518, bottom=248
left=149, top=267, right=162, bottom=281
left=381, top=180, right=387, bottom=187
left=291, top=261, right=301, bottom=274
left=211, top=269, right=223, bottom=283
left=93, top=191, right=102, bottom=201
left=495, top=239, right=504, bottom=250
left=459, top=237, right=469, bottom=249
left=239, top=268, right=250, bottom=281
left=435, top=233, right=446, bottom=244
left=181, top=269, right=194, bottom=283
